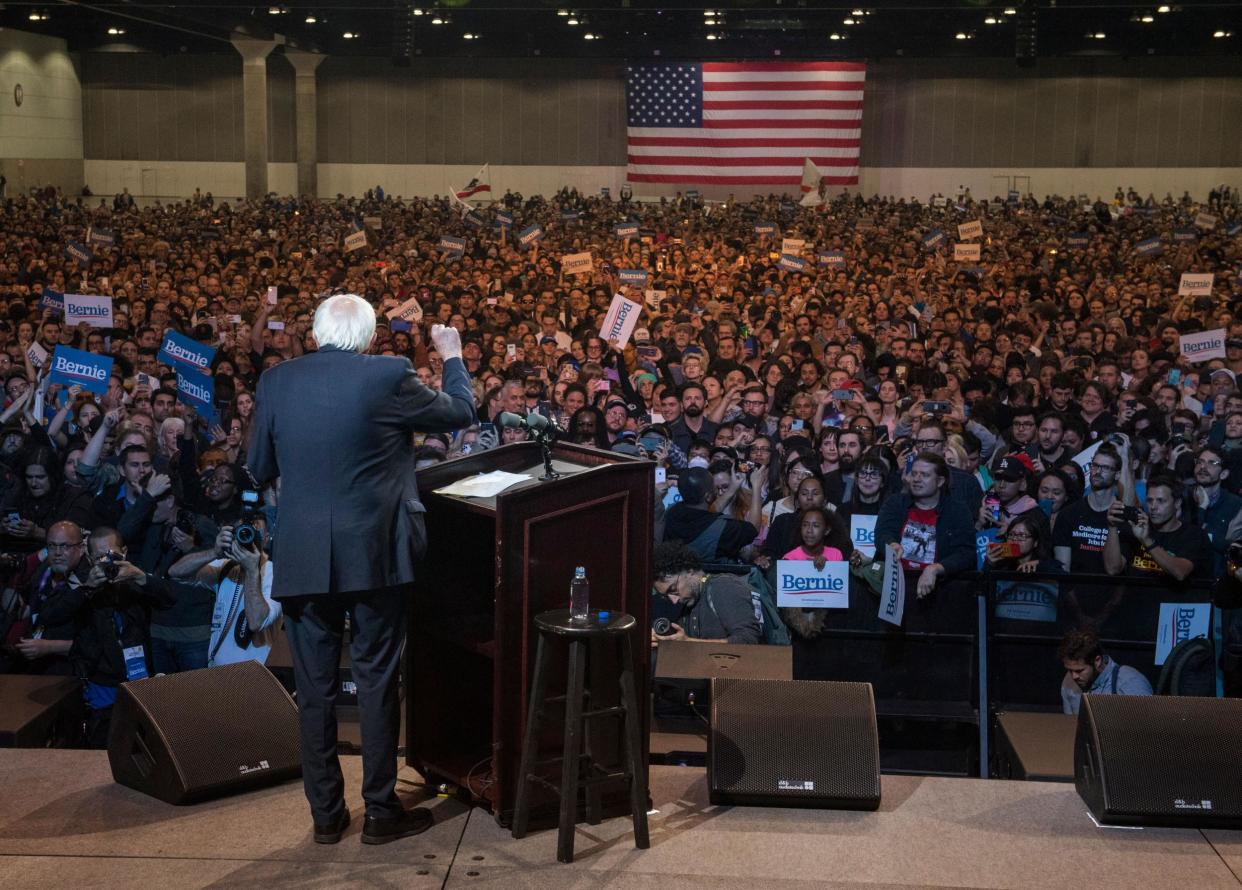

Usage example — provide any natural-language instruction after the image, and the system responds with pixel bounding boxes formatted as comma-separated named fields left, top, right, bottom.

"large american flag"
left=625, top=61, right=865, bottom=188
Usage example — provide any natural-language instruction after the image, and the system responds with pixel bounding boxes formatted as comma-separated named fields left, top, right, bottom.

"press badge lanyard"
left=113, top=611, right=149, bottom=682
left=209, top=572, right=244, bottom=665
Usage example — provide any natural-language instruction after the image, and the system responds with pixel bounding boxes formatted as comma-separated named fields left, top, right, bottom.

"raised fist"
left=430, top=324, right=462, bottom=361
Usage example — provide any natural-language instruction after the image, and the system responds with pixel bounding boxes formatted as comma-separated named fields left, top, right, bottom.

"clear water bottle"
left=569, top=566, right=589, bottom=623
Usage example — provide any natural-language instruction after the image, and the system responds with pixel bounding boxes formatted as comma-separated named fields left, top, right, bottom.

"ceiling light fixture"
left=984, top=17, right=998, bottom=24
left=585, top=32, right=597, bottom=39
left=844, top=18, right=856, bottom=26
left=1156, top=4, right=1170, bottom=11
left=567, top=16, right=579, bottom=25
left=1213, top=29, right=1232, bottom=37
left=557, top=9, right=569, bottom=16
left=1003, top=7, right=1017, bottom=14
left=107, top=26, right=125, bottom=35
left=1140, top=15, right=1154, bottom=22
left=342, top=31, right=356, bottom=38
left=431, top=15, right=444, bottom=24
left=463, top=32, right=475, bottom=39
left=955, top=32, right=968, bottom=39
left=851, top=9, right=865, bottom=16
left=304, top=15, right=317, bottom=24
left=829, top=32, right=842, bottom=40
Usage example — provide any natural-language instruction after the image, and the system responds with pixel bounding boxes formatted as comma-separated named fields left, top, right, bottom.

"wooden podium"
left=405, top=441, right=653, bottom=825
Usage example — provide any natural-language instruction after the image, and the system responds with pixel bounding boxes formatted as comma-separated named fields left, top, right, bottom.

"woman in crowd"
left=984, top=511, right=1063, bottom=574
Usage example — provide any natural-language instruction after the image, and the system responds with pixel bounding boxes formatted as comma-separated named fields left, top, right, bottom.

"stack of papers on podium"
left=434, top=470, right=532, bottom=498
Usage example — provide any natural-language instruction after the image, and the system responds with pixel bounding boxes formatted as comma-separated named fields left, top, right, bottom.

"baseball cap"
left=994, top=454, right=1033, bottom=482
left=1211, top=368, right=1237, bottom=384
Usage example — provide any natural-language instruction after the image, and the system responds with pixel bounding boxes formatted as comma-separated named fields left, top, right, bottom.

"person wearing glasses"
left=984, top=512, right=1062, bottom=574
left=1050, top=442, right=1133, bottom=573
left=904, top=419, right=983, bottom=518
left=6, top=521, right=91, bottom=676
left=1188, top=445, right=1242, bottom=574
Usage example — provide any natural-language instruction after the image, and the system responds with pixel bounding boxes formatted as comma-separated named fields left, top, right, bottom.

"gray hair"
left=313, top=294, right=376, bottom=353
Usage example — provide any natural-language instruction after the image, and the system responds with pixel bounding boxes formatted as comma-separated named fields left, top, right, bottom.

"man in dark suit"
left=248, top=295, right=475, bottom=846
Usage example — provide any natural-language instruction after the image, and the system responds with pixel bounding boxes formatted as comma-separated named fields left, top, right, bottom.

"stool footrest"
left=582, top=706, right=627, bottom=719
left=527, top=769, right=634, bottom=796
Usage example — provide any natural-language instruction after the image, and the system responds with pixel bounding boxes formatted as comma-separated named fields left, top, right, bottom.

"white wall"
left=83, top=160, right=296, bottom=201
left=316, top=164, right=630, bottom=201
left=0, top=27, right=83, bottom=193
left=859, top=168, right=1242, bottom=202
left=80, top=160, right=1242, bottom=204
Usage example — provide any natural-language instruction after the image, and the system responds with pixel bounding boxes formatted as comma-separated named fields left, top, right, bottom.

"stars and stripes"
left=625, top=61, right=865, bottom=188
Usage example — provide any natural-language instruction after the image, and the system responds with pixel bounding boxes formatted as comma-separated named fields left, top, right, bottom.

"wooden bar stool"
left=511, top=609, right=650, bottom=863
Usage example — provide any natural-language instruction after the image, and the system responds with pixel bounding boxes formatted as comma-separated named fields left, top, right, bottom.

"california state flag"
left=453, top=163, right=491, bottom=202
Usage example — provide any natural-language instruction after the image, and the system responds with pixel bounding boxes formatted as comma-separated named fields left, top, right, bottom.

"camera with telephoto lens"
left=233, top=487, right=263, bottom=548
left=652, top=617, right=672, bottom=636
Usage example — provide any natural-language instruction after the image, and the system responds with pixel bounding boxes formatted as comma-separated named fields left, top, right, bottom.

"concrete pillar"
left=230, top=36, right=279, bottom=200
left=285, top=50, right=326, bottom=199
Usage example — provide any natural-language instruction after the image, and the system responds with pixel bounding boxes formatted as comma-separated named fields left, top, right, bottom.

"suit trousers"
left=282, top=587, right=407, bottom=822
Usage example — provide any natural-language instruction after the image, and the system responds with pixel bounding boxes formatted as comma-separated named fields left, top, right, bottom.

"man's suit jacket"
left=247, top=347, right=476, bottom=599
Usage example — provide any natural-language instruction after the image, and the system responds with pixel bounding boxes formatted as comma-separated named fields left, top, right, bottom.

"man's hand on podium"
left=430, top=323, right=462, bottom=361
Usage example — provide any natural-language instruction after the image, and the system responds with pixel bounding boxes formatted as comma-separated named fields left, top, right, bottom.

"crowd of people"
left=1, top=178, right=1241, bottom=741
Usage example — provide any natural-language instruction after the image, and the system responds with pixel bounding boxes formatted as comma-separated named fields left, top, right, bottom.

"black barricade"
left=982, top=570, right=1218, bottom=710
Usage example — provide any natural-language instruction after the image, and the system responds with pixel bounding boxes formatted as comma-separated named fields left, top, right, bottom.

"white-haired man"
left=248, top=294, right=475, bottom=846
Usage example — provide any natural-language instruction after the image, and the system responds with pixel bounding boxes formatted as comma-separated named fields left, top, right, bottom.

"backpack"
left=744, top=566, right=791, bottom=646
left=1155, top=636, right=1216, bottom=697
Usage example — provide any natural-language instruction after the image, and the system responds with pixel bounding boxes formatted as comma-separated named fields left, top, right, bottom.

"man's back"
left=248, top=346, right=475, bottom=598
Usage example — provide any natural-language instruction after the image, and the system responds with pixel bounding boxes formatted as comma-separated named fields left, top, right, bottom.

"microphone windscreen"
left=525, top=411, right=550, bottom=431
left=496, top=411, right=526, bottom=429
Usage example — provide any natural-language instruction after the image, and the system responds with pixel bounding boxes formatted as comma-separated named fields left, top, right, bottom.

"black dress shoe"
left=313, top=809, right=351, bottom=845
left=361, top=807, right=434, bottom=845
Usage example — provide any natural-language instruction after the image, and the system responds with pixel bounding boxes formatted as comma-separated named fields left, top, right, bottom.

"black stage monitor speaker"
left=108, top=661, right=302, bottom=805
left=1075, top=694, right=1242, bottom=828
left=708, top=677, right=880, bottom=810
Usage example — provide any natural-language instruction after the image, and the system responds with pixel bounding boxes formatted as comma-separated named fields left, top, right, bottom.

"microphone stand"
left=531, top=421, right=562, bottom=481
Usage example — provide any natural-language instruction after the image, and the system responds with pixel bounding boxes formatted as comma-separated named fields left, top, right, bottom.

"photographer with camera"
left=1104, top=474, right=1209, bottom=581
left=70, top=526, right=177, bottom=747
left=168, top=510, right=280, bottom=668
left=650, top=541, right=761, bottom=648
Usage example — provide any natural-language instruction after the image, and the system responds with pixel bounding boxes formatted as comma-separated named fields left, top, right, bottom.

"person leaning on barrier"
left=650, top=541, right=761, bottom=648
left=1059, top=628, right=1152, bottom=715
left=873, top=453, right=975, bottom=599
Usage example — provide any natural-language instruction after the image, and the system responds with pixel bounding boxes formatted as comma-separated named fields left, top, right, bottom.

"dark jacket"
left=873, top=491, right=977, bottom=575
left=71, top=575, right=177, bottom=688
left=247, top=347, right=476, bottom=598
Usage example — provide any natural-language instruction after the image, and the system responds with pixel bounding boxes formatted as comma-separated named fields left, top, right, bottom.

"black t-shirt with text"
left=1051, top=498, right=1111, bottom=574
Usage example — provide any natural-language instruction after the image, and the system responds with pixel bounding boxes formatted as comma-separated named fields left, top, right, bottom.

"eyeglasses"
left=742, top=399, right=767, bottom=406
left=749, top=446, right=771, bottom=453
left=857, top=468, right=883, bottom=479
left=1195, top=458, right=1223, bottom=467
left=914, top=439, right=944, bottom=448
left=1012, top=420, right=1036, bottom=428
left=1088, top=463, right=1118, bottom=473
left=1006, top=532, right=1034, bottom=542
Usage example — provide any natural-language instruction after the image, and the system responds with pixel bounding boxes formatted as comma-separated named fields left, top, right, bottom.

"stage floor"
left=1, top=750, right=1240, bottom=889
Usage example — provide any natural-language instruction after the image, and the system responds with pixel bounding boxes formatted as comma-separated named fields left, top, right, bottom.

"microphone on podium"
left=496, top=411, right=550, bottom=432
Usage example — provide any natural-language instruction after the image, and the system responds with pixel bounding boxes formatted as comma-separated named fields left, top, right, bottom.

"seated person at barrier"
left=650, top=541, right=761, bottom=647
left=1059, top=628, right=1153, bottom=715
left=874, top=454, right=975, bottom=599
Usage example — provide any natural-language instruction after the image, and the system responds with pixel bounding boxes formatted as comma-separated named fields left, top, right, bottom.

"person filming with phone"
left=1103, top=475, right=1209, bottom=580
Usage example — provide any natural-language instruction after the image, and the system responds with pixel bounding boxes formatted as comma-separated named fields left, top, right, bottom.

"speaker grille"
left=114, top=661, right=301, bottom=803
left=1079, top=695, right=1242, bottom=825
left=709, top=678, right=880, bottom=809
